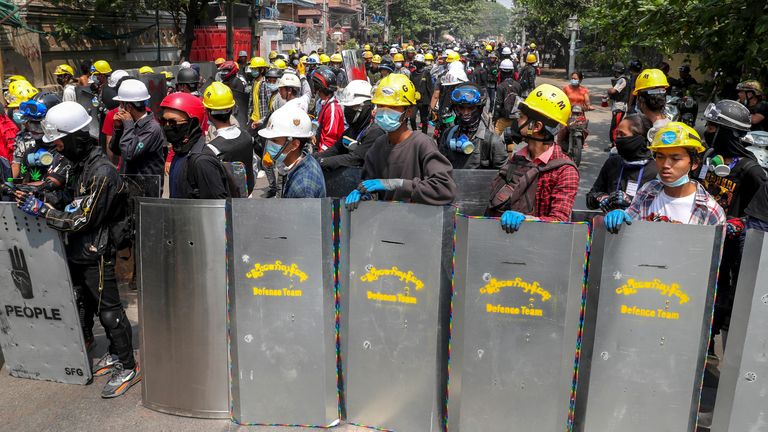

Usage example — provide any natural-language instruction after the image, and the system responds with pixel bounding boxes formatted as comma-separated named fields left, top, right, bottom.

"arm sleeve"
left=538, top=165, right=579, bottom=222
left=490, top=134, right=508, bottom=169
left=399, top=149, right=457, bottom=205
left=45, top=168, right=117, bottom=232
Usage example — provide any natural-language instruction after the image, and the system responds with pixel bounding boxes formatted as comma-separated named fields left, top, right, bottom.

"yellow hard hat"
left=371, top=73, right=421, bottom=107
left=363, top=51, right=373, bottom=59
left=54, top=64, right=75, bottom=76
left=519, top=83, right=572, bottom=127
left=525, top=53, right=537, bottom=64
left=249, top=57, right=268, bottom=69
left=372, top=55, right=382, bottom=64
left=406, top=45, right=416, bottom=53
left=319, top=54, right=330, bottom=64
left=330, top=53, right=343, bottom=63
left=529, top=42, right=536, bottom=49
left=633, top=68, right=669, bottom=95
left=364, top=44, right=371, bottom=51
left=161, top=71, right=174, bottom=80
left=3, top=75, right=25, bottom=90
left=446, top=52, right=461, bottom=63
left=485, top=44, right=493, bottom=52
left=648, top=122, right=706, bottom=153
left=215, top=58, right=226, bottom=66
left=300, top=55, right=308, bottom=64
left=269, top=51, right=278, bottom=60
left=273, top=59, right=287, bottom=69
left=288, top=49, right=297, bottom=55
left=424, top=53, right=434, bottom=61
left=139, top=66, right=155, bottom=74
left=393, top=53, right=405, bottom=62
left=7, top=80, right=40, bottom=108
left=202, top=81, right=236, bottom=110
left=92, top=60, right=112, bottom=74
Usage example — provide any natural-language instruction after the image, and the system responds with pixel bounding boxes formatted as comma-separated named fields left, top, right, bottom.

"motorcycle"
left=560, top=105, right=588, bottom=166
left=743, top=131, right=768, bottom=170
left=666, top=86, right=698, bottom=127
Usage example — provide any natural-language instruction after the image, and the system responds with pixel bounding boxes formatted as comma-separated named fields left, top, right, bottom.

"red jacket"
left=316, top=96, right=344, bottom=152
left=0, top=115, right=18, bottom=161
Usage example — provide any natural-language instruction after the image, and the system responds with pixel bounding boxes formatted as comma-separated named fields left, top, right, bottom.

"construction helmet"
left=393, top=53, right=405, bottom=63
left=525, top=53, right=537, bottom=64
left=299, top=55, right=308, bottom=64
left=519, top=83, right=572, bottom=127
left=258, top=104, right=314, bottom=139
left=633, top=68, right=669, bottom=95
left=648, top=122, right=706, bottom=153
left=54, top=64, right=75, bottom=76
left=162, top=71, right=174, bottom=80
left=265, top=68, right=284, bottom=80
left=406, top=45, right=416, bottom=53
left=485, top=44, right=493, bottom=52
left=107, top=70, right=131, bottom=88
left=446, top=51, right=461, bottom=63
left=502, top=47, right=512, bottom=55
left=277, top=73, right=302, bottom=89
left=7, top=80, right=40, bottom=108
left=319, top=54, right=331, bottom=64
left=424, top=53, right=434, bottom=61
left=529, top=42, right=536, bottom=49
left=307, top=54, right=320, bottom=65
left=363, top=44, right=371, bottom=51
left=499, top=59, right=515, bottom=71
left=273, top=59, right=287, bottom=69
left=139, top=66, right=155, bottom=74
left=113, top=79, right=151, bottom=102
left=91, top=60, right=112, bottom=75
left=202, top=81, right=236, bottom=111
left=330, top=53, right=343, bottom=63
left=372, top=55, right=382, bottom=64
left=41, top=101, right=92, bottom=143
left=214, top=58, right=226, bottom=66
left=363, top=51, right=373, bottom=59
left=337, top=79, right=373, bottom=106
left=736, top=80, right=763, bottom=96
left=269, top=51, right=279, bottom=61
left=371, top=73, right=420, bottom=106
left=249, top=57, right=269, bottom=69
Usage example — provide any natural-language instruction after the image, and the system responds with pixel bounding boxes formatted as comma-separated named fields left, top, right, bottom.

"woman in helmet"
left=54, top=64, right=77, bottom=102
left=345, top=73, right=456, bottom=209
left=604, top=121, right=726, bottom=234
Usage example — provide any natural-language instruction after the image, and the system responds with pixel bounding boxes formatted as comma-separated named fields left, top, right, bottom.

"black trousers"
left=410, top=104, right=431, bottom=133
left=70, top=258, right=135, bottom=370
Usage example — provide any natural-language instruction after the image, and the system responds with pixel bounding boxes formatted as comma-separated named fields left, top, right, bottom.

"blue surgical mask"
left=374, top=107, right=404, bottom=132
left=266, top=140, right=287, bottom=164
left=12, top=110, right=25, bottom=126
left=657, top=173, right=690, bottom=188
left=265, top=83, right=278, bottom=92
left=570, top=79, right=580, bottom=86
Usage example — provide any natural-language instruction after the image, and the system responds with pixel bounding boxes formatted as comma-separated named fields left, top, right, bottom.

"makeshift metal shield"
left=0, top=203, right=91, bottom=384
left=342, top=50, right=368, bottom=82
left=324, top=167, right=362, bottom=199
left=342, top=202, right=454, bottom=432
left=449, top=216, right=589, bottom=431
left=136, top=73, right=168, bottom=118
left=136, top=198, right=229, bottom=418
left=227, top=198, right=339, bottom=426
left=75, top=85, right=101, bottom=139
left=232, top=88, right=251, bottom=128
left=577, top=219, right=724, bottom=432
left=451, top=169, right=496, bottom=216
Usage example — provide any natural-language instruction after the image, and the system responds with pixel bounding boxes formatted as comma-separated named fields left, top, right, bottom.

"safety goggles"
left=703, top=103, right=720, bottom=122
left=19, top=100, right=47, bottom=120
left=451, top=87, right=481, bottom=105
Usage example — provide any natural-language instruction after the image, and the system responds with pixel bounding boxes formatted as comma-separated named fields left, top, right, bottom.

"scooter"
left=743, top=131, right=768, bottom=170
left=561, top=105, right=588, bottom=166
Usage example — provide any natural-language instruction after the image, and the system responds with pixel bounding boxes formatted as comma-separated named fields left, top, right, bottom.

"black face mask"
left=505, top=119, right=525, bottom=144
left=59, top=130, right=95, bottom=163
left=705, top=126, right=750, bottom=158
left=457, top=107, right=482, bottom=131
left=615, top=135, right=651, bottom=161
left=164, top=119, right=202, bottom=153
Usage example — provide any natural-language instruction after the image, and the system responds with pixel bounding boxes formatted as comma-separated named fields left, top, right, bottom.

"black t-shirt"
left=745, top=182, right=768, bottom=222
left=748, top=101, right=768, bottom=132
left=701, top=157, right=767, bottom=218
left=586, top=155, right=658, bottom=209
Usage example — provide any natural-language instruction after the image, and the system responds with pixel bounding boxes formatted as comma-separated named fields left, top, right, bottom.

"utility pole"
left=155, top=5, right=161, bottom=63
left=567, top=15, right=579, bottom=76
left=384, top=0, right=389, bottom=43
left=322, top=0, right=328, bottom=53
left=226, top=0, right=234, bottom=59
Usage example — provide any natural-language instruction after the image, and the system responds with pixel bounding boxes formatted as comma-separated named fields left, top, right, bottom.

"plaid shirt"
left=626, top=180, right=727, bottom=225
left=515, top=144, right=580, bottom=221
left=282, top=152, right=326, bottom=198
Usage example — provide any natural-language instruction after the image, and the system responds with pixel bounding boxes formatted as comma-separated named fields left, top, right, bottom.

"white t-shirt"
left=648, top=189, right=696, bottom=223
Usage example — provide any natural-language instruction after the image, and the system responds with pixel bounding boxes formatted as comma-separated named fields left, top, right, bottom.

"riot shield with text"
left=232, top=89, right=250, bottom=128
left=0, top=203, right=91, bottom=384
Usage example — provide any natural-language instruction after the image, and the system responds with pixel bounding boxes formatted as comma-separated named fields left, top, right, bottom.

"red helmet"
left=160, top=92, right=208, bottom=133
left=218, top=60, right=239, bottom=82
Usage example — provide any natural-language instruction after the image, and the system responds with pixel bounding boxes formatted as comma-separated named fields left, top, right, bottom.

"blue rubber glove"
left=500, top=210, right=526, bottom=233
left=604, top=209, right=632, bottom=234
left=345, top=189, right=362, bottom=211
left=19, top=193, right=47, bottom=217
left=358, top=178, right=404, bottom=194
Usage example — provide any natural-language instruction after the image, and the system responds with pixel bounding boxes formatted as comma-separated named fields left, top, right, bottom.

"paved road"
left=0, top=75, right=615, bottom=432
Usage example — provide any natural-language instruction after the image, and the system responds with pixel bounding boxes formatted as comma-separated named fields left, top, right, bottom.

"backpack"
left=486, top=155, right=576, bottom=216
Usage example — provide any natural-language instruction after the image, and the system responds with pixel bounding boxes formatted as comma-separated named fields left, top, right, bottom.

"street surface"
left=0, top=74, right=637, bottom=432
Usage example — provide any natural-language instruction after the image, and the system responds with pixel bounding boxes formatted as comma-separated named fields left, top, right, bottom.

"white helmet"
left=41, top=101, right=92, bottom=143
left=389, top=47, right=399, bottom=55
left=107, top=70, right=130, bottom=88
left=448, top=60, right=465, bottom=72
left=113, top=79, right=150, bottom=102
left=445, top=49, right=455, bottom=56
left=258, top=104, right=313, bottom=139
left=499, top=59, right=515, bottom=71
left=180, top=61, right=192, bottom=69
left=440, top=69, right=468, bottom=86
left=337, top=80, right=372, bottom=106
left=501, top=47, right=512, bottom=55
left=277, top=73, right=301, bottom=89
left=414, top=54, right=425, bottom=63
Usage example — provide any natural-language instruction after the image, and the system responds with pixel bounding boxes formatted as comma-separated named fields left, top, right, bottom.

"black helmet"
left=265, top=68, right=284, bottom=79
left=21, top=92, right=61, bottom=120
left=176, top=67, right=200, bottom=85
left=311, top=66, right=338, bottom=92
left=379, top=58, right=396, bottom=73
left=612, top=62, right=626, bottom=74
left=32, top=91, right=62, bottom=110
left=703, top=99, right=752, bottom=132
left=628, top=59, right=643, bottom=72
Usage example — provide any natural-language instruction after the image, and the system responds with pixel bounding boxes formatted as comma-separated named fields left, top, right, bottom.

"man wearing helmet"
left=247, top=57, right=271, bottom=131
left=439, top=83, right=506, bottom=170
left=217, top=60, right=247, bottom=94
left=633, top=68, right=670, bottom=131
left=175, top=67, right=201, bottom=96
left=329, top=53, right=348, bottom=89
left=311, top=67, right=345, bottom=152
left=493, top=59, right=523, bottom=137
left=258, top=104, right=326, bottom=198
left=487, top=84, right=579, bottom=233
left=518, top=54, right=537, bottom=97
left=607, top=62, right=631, bottom=147
left=345, top=74, right=456, bottom=209
left=736, top=80, right=767, bottom=131
left=410, top=53, right=434, bottom=134
left=54, top=64, right=77, bottom=102
left=15, top=101, right=139, bottom=398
